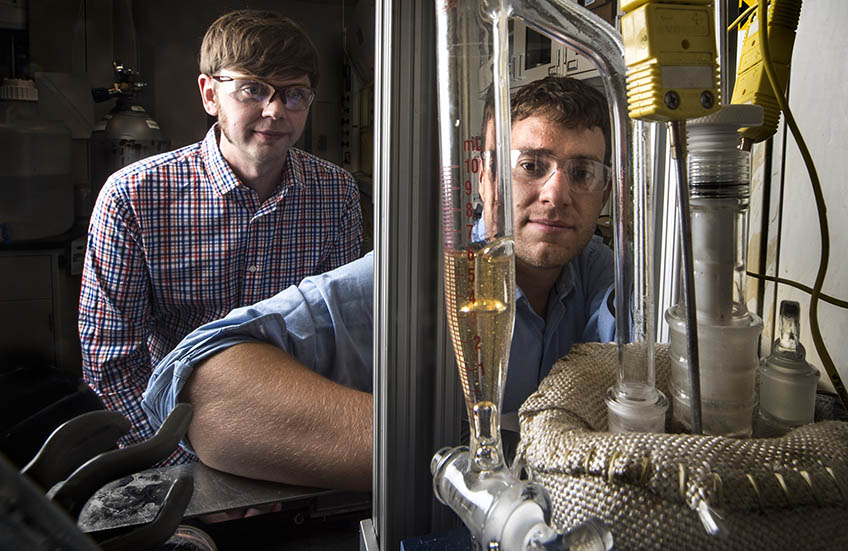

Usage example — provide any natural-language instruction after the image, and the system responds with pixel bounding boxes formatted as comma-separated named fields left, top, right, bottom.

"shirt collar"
left=202, top=124, right=241, bottom=196
left=282, top=148, right=307, bottom=193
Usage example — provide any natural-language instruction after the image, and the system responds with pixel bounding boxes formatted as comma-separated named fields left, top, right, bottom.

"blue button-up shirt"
left=142, top=236, right=614, bottom=454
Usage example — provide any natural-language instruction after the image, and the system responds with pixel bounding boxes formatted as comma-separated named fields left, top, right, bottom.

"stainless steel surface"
left=373, top=0, right=459, bottom=549
left=78, top=461, right=367, bottom=533
left=360, top=518, right=379, bottom=551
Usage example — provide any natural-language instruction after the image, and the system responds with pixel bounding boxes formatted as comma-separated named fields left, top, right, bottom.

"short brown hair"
left=483, top=76, right=611, bottom=164
left=199, top=9, right=320, bottom=88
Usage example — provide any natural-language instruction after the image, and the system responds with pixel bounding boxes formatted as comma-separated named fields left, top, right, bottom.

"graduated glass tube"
left=436, top=0, right=515, bottom=473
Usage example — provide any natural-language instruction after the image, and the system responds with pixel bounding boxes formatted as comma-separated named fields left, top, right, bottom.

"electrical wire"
left=756, top=0, right=847, bottom=408
left=747, top=271, right=848, bottom=310
left=727, top=3, right=757, bottom=32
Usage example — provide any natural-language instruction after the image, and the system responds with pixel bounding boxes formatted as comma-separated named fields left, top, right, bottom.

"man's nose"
left=537, top=169, right=573, bottom=206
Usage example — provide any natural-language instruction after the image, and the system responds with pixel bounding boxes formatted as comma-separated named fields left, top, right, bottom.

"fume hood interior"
left=1, top=0, right=847, bottom=549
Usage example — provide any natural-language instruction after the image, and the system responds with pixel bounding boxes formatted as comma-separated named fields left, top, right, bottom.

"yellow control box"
left=620, top=0, right=720, bottom=121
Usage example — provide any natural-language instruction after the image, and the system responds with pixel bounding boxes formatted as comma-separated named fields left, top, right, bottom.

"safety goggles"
left=211, top=75, right=315, bottom=111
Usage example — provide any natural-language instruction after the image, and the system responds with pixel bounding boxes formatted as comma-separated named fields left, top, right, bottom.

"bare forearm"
left=182, top=342, right=372, bottom=490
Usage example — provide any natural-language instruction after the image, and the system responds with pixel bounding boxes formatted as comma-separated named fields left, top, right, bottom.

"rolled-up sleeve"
left=141, top=253, right=375, bottom=451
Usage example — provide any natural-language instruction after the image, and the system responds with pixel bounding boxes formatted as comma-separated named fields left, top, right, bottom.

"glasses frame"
left=210, top=75, right=316, bottom=111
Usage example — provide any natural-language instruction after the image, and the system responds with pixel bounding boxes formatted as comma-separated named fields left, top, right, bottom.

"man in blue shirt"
left=143, top=76, right=615, bottom=491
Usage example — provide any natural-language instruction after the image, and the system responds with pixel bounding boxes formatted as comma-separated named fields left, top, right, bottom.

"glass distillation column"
left=665, top=104, right=764, bottom=437
left=432, top=1, right=612, bottom=549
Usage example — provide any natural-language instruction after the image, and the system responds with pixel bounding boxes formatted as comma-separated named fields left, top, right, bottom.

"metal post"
left=363, top=1, right=463, bottom=549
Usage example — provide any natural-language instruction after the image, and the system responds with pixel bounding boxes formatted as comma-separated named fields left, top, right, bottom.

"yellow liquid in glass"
left=443, top=237, right=515, bottom=470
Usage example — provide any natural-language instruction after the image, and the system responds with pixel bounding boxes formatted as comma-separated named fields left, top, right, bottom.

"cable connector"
left=731, top=0, right=802, bottom=144
left=620, top=0, right=720, bottom=121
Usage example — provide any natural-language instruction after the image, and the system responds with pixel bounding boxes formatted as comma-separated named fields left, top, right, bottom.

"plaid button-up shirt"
left=79, top=125, right=362, bottom=463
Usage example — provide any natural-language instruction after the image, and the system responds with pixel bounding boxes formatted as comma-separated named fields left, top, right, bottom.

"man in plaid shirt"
left=79, top=9, right=362, bottom=463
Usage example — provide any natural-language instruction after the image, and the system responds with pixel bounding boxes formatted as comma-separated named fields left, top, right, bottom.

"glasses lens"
left=482, top=150, right=496, bottom=173
left=283, top=87, right=315, bottom=111
left=511, top=151, right=556, bottom=184
left=227, top=79, right=274, bottom=104
left=216, top=77, right=314, bottom=111
left=564, top=158, right=609, bottom=192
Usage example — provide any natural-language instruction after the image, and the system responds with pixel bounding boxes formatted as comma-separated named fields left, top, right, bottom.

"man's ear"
left=198, top=74, right=219, bottom=117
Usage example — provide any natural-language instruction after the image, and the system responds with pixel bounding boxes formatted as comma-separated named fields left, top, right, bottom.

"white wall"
left=754, top=0, right=848, bottom=393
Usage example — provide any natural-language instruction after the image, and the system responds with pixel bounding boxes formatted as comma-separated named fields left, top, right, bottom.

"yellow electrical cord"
left=756, top=0, right=846, bottom=407
left=728, top=3, right=757, bottom=32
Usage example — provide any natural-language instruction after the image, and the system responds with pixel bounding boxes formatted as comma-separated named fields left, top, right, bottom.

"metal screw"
left=700, top=91, right=715, bottom=109
left=664, top=91, right=680, bottom=110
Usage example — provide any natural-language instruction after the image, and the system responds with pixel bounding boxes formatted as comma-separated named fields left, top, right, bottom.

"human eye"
left=286, top=87, right=308, bottom=101
left=566, top=159, right=599, bottom=190
left=516, top=154, right=550, bottom=179
left=235, top=81, right=268, bottom=102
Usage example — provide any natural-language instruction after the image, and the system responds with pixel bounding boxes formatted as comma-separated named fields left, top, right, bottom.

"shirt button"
left=247, top=264, right=258, bottom=273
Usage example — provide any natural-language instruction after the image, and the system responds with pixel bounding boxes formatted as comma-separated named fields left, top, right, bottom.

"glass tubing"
left=436, top=0, right=661, bottom=471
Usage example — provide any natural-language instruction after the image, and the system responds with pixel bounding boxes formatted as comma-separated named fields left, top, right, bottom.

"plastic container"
left=0, top=78, right=73, bottom=242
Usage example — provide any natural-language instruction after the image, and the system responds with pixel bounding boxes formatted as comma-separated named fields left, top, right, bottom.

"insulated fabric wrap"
left=517, top=342, right=848, bottom=551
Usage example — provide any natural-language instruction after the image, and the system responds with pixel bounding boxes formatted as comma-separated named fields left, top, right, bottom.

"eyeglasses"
left=210, top=75, right=315, bottom=111
left=509, top=150, right=610, bottom=193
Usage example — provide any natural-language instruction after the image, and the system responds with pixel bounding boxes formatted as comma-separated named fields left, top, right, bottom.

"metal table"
left=78, top=461, right=370, bottom=534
